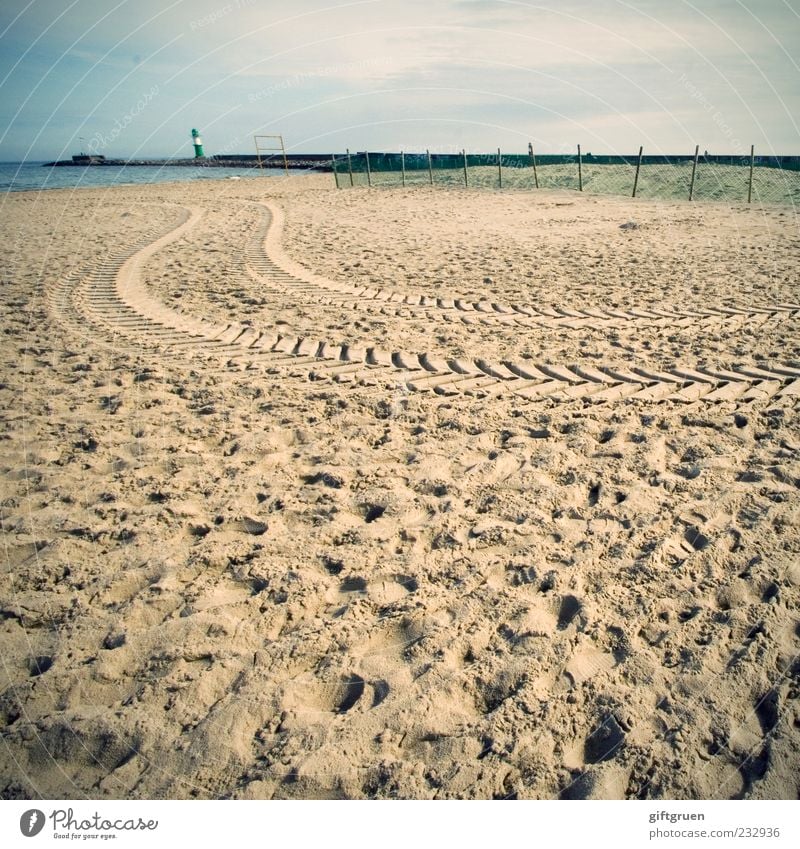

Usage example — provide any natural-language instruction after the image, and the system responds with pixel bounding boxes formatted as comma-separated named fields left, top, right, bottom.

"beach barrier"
left=331, top=145, right=800, bottom=206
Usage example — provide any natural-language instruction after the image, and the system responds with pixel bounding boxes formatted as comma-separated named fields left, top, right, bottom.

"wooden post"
left=365, top=151, right=372, bottom=187
left=401, top=150, right=406, bottom=187
left=689, top=144, right=699, bottom=200
left=346, top=147, right=354, bottom=187
left=529, top=142, right=539, bottom=189
left=427, top=148, right=433, bottom=185
left=748, top=144, right=754, bottom=204
left=462, top=149, right=468, bottom=187
left=577, top=143, right=583, bottom=191
left=332, top=154, right=340, bottom=188
left=497, top=147, right=502, bottom=188
left=632, top=145, right=643, bottom=198
left=281, top=136, right=288, bottom=176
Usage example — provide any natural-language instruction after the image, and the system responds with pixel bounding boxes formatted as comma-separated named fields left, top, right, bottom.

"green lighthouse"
left=191, top=128, right=204, bottom=158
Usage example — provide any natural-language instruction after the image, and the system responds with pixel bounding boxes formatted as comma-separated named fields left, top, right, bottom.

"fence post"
left=346, top=147, right=354, bottom=187
left=332, top=154, right=340, bottom=188
left=401, top=150, right=406, bottom=187
left=497, top=147, right=502, bottom=188
left=427, top=148, right=433, bottom=185
left=463, top=149, right=468, bottom=187
left=529, top=142, right=539, bottom=188
left=748, top=144, right=754, bottom=204
left=689, top=144, right=699, bottom=201
left=577, top=144, right=583, bottom=191
left=632, top=145, right=643, bottom=198
left=365, top=151, right=372, bottom=187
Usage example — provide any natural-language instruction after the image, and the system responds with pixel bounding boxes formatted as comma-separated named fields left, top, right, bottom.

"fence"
left=331, top=145, right=800, bottom=206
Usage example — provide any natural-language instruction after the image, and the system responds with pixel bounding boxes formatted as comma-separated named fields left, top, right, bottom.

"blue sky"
left=0, top=0, right=798, bottom=160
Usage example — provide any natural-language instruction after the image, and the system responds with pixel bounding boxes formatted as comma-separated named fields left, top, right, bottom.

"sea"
left=0, top=161, right=289, bottom=193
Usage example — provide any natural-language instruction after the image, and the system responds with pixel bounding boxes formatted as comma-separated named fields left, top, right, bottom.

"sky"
left=0, top=0, right=798, bottom=161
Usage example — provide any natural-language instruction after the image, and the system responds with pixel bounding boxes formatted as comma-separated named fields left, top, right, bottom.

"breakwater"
left=43, top=154, right=334, bottom=170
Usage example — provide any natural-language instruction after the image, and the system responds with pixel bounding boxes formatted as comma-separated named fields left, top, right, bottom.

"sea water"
left=0, top=161, right=290, bottom=193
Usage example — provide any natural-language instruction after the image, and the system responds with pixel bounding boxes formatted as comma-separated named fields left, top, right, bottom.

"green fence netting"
left=331, top=151, right=800, bottom=205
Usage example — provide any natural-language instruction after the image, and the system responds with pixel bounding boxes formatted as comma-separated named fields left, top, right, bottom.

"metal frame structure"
left=254, top=134, right=289, bottom=174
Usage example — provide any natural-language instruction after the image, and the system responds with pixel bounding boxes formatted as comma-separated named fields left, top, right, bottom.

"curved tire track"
left=250, top=201, right=800, bottom=332
left=47, top=199, right=800, bottom=408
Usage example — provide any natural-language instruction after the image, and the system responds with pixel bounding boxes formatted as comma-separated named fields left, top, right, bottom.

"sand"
left=0, top=173, right=798, bottom=800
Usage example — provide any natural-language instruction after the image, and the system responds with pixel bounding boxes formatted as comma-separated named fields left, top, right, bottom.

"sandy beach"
left=1, top=173, right=798, bottom=800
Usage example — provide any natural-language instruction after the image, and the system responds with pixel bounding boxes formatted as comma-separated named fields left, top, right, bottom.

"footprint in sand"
left=28, top=656, right=54, bottom=677
left=584, top=713, right=626, bottom=764
left=281, top=670, right=393, bottom=722
left=557, top=594, right=584, bottom=631
left=334, top=673, right=365, bottom=714
left=339, top=576, right=367, bottom=593
left=564, top=643, right=617, bottom=687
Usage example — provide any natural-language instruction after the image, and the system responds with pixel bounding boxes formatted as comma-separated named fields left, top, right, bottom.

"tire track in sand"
left=248, top=201, right=800, bottom=332
left=46, top=200, right=800, bottom=408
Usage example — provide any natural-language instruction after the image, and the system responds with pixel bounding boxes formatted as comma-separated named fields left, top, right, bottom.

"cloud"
left=0, top=0, right=797, bottom=160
